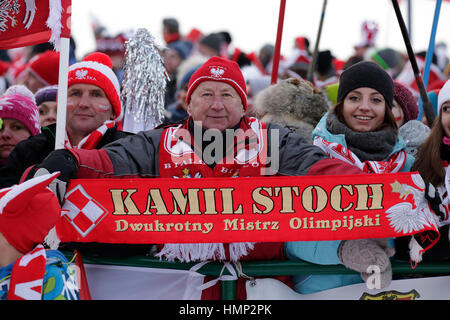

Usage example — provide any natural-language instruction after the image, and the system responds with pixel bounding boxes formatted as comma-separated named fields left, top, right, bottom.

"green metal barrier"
left=67, top=252, right=450, bottom=300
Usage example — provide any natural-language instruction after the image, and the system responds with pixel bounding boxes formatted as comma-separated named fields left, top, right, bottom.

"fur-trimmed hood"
left=253, top=78, right=330, bottom=142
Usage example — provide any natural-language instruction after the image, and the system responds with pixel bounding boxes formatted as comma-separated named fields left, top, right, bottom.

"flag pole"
left=53, top=0, right=72, bottom=150
left=307, top=0, right=328, bottom=83
left=418, top=0, right=442, bottom=120
left=407, top=0, right=412, bottom=41
left=391, top=0, right=435, bottom=126
left=271, top=0, right=287, bottom=85
left=54, top=36, right=70, bottom=150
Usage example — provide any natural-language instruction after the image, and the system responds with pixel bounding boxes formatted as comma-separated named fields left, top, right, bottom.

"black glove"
left=23, top=149, right=79, bottom=204
left=425, top=182, right=445, bottom=221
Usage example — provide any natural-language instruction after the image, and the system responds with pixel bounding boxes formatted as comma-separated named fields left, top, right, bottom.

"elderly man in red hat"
left=28, top=56, right=363, bottom=299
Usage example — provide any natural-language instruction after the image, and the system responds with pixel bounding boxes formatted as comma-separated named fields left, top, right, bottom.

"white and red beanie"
left=0, top=85, right=40, bottom=136
left=27, top=50, right=60, bottom=86
left=186, top=56, right=248, bottom=110
left=68, top=52, right=122, bottom=121
left=438, top=79, right=450, bottom=111
left=0, top=173, right=61, bottom=254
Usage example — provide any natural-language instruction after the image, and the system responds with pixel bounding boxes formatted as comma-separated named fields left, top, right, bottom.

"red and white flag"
left=0, top=0, right=71, bottom=50
left=396, top=55, right=446, bottom=96
left=62, top=185, right=109, bottom=238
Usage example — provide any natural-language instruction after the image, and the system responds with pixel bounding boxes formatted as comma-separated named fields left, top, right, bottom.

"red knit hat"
left=68, top=52, right=122, bottom=121
left=28, top=50, right=60, bottom=86
left=0, top=173, right=62, bottom=254
left=186, top=56, right=247, bottom=109
left=393, top=80, right=419, bottom=122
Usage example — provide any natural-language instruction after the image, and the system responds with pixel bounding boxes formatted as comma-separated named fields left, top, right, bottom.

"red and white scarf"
left=156, top=117, right=268, bottom=262
left=158, top=117, right=269, bottom=179
left=437, top=162, right=450, bottom=226
left=314, top=136, right=407, bottom=173
left=64, top=120, right=115, bottom=150
left=7, top=244, right=46, bottom=300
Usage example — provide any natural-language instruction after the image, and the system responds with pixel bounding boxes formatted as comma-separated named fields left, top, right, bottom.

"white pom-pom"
left=5, top=85, right=36, bottom=103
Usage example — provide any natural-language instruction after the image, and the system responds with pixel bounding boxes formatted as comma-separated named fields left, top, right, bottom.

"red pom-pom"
left=83, top=52, right=113, bottom=69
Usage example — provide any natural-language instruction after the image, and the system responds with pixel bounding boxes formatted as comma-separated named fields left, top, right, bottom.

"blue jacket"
left=309, top=113, right=415, bottom=171
left=285, top=112, right=415, bottom=294
left=0, top=250, right=80, bottom=300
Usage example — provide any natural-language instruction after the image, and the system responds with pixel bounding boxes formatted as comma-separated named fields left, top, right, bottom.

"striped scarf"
left=64, top=120, right=115, bottom=150
left=7, top=245, right=46, bottom=300
left=314, top=136, right=407, bottom=174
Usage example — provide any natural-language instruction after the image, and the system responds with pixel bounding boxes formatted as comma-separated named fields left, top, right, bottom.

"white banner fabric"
left=247, top=276, right=450, bottom=300
left=81, top=264, right=206, bottom=300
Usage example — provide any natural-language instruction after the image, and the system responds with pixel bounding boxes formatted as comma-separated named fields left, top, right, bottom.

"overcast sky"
left=71, top=0, right=450, bottom=61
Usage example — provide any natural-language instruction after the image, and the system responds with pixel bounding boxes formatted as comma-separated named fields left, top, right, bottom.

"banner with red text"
left=0, top=0, right=71, bottom=49
left=56, top=172, right=440, bottom=248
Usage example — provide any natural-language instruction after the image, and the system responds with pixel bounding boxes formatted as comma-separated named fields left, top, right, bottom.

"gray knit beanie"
left=398, top=120, right=431, bottom=157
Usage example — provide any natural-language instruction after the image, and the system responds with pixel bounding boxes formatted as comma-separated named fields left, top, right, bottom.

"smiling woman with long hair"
left=395, top=80, right=450, bottom=263
left=285, top=61, right=415, bottom=295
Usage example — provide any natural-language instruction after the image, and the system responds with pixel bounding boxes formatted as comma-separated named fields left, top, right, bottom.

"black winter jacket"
left=0, top=123, right=131, bottom=188
left=0, top=123, right=155, bottom=258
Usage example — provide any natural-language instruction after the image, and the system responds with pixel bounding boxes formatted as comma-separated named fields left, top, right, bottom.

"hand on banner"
left=425, top=182, right=445, bottom=222
left=33, top=168, right=67, bottom=205
left=23, top=150, right=78, bottom=204
left=338, top=238, right=395, bottom=289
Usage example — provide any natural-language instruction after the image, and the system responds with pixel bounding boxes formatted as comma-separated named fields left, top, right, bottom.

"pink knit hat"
left=393, top=80, right=419, bottom=122
left=0, top=85, right=41, bottom=136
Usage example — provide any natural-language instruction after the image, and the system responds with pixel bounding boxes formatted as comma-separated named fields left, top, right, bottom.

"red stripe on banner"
left=0, top=30, right=51, bottom=50
left=74, top=250, right=91, bottom=300
left=56, top=173, right=440, bottom=246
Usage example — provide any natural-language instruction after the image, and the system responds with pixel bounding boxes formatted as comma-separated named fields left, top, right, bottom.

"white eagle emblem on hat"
left=210, top=66, right=225, bottom=78
left=75, top=69, right=88, bottom=79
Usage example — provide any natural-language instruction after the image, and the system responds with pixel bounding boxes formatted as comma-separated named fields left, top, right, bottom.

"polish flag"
left=0, top=0, right=71, bottom=50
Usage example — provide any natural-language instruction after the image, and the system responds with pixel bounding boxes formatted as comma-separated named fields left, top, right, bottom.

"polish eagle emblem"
left=75, top=69, right=88, bottom=80
left=386, top=173, right=439, bottom=234
left=0, top=0, right=36, bottom=32
left=210, top=66, right=225, bottom=78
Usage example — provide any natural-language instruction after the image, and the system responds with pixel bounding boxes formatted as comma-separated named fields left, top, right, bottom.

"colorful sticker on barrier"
left=55, top=172, right=440, bottom=245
